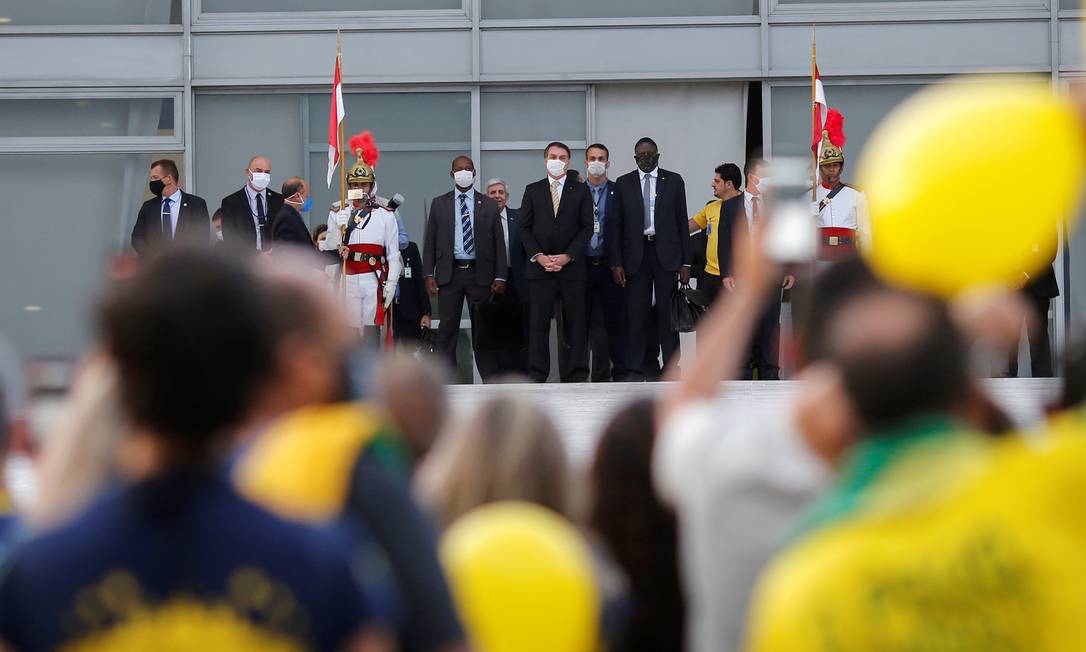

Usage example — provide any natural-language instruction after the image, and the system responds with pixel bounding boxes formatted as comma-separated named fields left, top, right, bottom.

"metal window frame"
left=767, top=0, right=1050, bottom=23
left=190, top=0, right=470, bottom=31
left=0, top=89, right=185, bottom=154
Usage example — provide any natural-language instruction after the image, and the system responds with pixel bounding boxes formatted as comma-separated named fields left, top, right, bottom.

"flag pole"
left=337, top=30, right=348, bottom=302
left=811, top=25, right=818, bottom=202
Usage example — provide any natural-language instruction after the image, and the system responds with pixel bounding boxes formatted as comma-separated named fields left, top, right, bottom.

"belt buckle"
left=352, top=252, right=363, bottom=262
left=828, top=236, right=840, bottom=246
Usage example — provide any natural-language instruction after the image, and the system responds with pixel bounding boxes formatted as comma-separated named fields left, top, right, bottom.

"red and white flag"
left=326, top=55, right=345, bottom=188
left=812, top=65, right=828, bottom=154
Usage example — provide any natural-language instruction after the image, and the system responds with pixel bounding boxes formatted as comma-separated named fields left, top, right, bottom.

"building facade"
left=0, top=0, right=1082, bottom=363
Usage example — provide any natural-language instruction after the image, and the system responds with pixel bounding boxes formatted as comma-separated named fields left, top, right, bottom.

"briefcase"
left=471, top=294, right=525, bottom=351
left=670, top=285, right=706, bottom=333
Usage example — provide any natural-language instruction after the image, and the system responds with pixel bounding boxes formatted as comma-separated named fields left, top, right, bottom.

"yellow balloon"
left=858, top=76, right=1086, bottom=297
left=440, top=502, right=600, bottom=652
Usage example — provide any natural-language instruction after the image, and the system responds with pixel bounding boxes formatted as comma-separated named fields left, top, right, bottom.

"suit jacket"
left=269, top=204, right=311, bottom=248
left=505, top=207, right=529, bottom=299
left=131, top=191, right=211, bottom=255
left=219, top=187, right=284, bottom=252
left=1024, top=218, right=1061, bottom=301
left=423, top=190, right=508, bottom=287
left=518, top=176, right=594, bottom=281
left=607, top=168, right=690, bottom=275
left=395, top=241, right=431, bottom=320
left=715, top=195, right=746, bottom=278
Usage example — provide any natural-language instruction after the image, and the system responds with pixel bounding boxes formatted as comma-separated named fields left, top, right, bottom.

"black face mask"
left=635, top=152, right=660, bottom=173
left=149, top=179, right=166, bottom=197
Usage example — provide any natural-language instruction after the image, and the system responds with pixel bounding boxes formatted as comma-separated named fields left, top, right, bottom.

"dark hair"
left=634, top=137, right=658, bottom=151
left=830, top=291, right=970, bottom=430
left=543, top=141, right=571, bottom=158
left=795, top=257, right=882, bottom=364
left=744, top=158, right=767, bottom=186
left=586, top=143, right=610, bottom=160
left=150, top=159, right=180, bottom=183
left=714, top=163, right=742, bottom=190
left=590, top=399, right=685, bottom=651
left=99, top=248, right=276, bottom=465
left=212, top=209, right=223, bottom=224
left=281, top=177, right=305, bottom=200
left=312, top=223, right=329, bottom=245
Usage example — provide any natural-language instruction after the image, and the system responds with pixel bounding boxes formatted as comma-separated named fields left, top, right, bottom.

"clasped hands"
left=536, top=253, right=571, bottom=272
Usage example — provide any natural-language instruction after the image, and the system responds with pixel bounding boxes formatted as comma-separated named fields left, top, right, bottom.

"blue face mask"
left=301, top=196, right=313, bottom=213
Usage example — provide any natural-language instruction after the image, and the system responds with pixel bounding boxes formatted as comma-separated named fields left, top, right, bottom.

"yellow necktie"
left=550, top=180, right=561, bottom=216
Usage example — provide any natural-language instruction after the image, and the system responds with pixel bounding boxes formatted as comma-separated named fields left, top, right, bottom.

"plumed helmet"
left=346, top=131, right=380, bottom=185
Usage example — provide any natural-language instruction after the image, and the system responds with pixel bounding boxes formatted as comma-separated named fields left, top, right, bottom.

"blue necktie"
left=590, top=186, right=603, bottom=250
left=460, top=194, right=474, bottom=256
left=161, top=197, right=173, bottom=239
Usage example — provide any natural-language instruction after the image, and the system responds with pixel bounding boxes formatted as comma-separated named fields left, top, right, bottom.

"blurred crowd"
left=0, top=216, right=1084, bottom=652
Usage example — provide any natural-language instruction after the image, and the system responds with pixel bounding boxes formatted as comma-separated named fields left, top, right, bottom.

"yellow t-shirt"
left=746, top=417, right=1086, bottom=652
left=691, top=200, right=723, bottom=276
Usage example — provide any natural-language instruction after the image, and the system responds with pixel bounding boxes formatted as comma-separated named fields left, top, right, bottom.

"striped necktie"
left=161, top=197, right=173, bottom=239
left=460, top=194, right=474, bottom=256
left=550, top=180, right=561, bottom=216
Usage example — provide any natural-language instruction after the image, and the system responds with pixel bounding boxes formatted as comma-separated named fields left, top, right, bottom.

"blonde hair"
left=416, top=396, right=572, bottom=528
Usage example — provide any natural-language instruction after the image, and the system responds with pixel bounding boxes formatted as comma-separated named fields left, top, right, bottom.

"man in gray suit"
left=423, top=155, right=508, bottom=381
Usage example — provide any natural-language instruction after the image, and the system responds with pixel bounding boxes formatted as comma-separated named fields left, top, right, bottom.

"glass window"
left=482, top=0, right=756, bottom=19
left=308, top=92, right=470, bottom=146
left=481, top=149, right=586, bottom=211
left=770, top=83, right=927, bottom=161
left=194, top=94, right=305, bottom=219
left=0, top=0, right=180, bottom=25
left=481, top=91, right=586, bottom=143
left=0, top=98, right=174, bottom=138
left=201, top=0, right=459, bottom=12
left=0, top=153, right=178, bottom=359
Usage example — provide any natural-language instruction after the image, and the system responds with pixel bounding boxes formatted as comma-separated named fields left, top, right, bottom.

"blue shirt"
left=451, top=189, right=475, bottom=260
left=396, top=211, right=409, bottom=250
left=587, top=179, right=609, bottom=257
left=0, top=470, right=371, bottom=652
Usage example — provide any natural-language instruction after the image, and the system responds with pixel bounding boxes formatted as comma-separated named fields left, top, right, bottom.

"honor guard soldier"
left=319, top=131, right=403, bottom=347
left=812, top=109, right=870, bottom=265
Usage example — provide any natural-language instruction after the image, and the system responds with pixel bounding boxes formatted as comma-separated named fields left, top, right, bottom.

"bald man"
left=219, top=155, right=285, bottom=252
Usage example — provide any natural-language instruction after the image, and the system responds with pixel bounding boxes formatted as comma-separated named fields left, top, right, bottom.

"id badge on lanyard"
left=593, top=205, right=601, bottom=234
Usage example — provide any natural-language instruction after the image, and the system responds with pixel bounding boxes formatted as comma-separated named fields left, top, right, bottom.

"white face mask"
left=249, top=171, right=271, bottom=191
left=586, top=161, right=607, bottom=177
left=546, top=159, right=567, bottom=177
left=453, top=169, right=475, bottom=188
left=757, top=177, right=772, bottom=194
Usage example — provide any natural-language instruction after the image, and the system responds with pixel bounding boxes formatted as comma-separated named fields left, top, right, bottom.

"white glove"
left=383, top=281, right=397, bottom=309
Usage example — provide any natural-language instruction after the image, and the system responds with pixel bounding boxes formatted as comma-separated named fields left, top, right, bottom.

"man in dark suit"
left=487, top=178, right=529, bottom=375
left=218, top=155, right=284, bottom=253
left=519, top=141, right=594, bottom=383
left=393, top=239, right=432, bottom=347
left=422, top=155, right=507, bottom=381
left=559, top=144, right=628, bottom=381
left=131, top=158, right=210, bottom=255
left=269, top=177, right=313, bottom=249
left=1008, top=221, right=1060, bottom=377
left=608, top=137, right=691, bottom=380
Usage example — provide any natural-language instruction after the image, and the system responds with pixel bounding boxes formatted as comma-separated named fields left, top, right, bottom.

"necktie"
left=460, top=194, right=474, bottom=256
left=550, top=180, right=561, bottom=216
left=590, top=186, right=602, bottom=250
left=751, top=196, right=761, bottom=227
left=161, top=197, right=173, bottom=239
left=256, top=193, right=266, bottom=250
left=642, top=174, right=653, bottom=232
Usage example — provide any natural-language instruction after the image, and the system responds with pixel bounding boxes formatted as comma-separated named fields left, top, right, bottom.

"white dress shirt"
left=243, top=184, right=269, bottom=250
left=163, top=188, right=182, bottom=237
left=742, top=190, right=761, bottom=233
left=639, top=168, right=658, bottom=235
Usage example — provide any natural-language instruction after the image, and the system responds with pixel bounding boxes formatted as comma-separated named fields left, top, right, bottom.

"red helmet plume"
left=824, top=109, right=846, bottom=148
left=348, top=130, right=380, bottom=168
